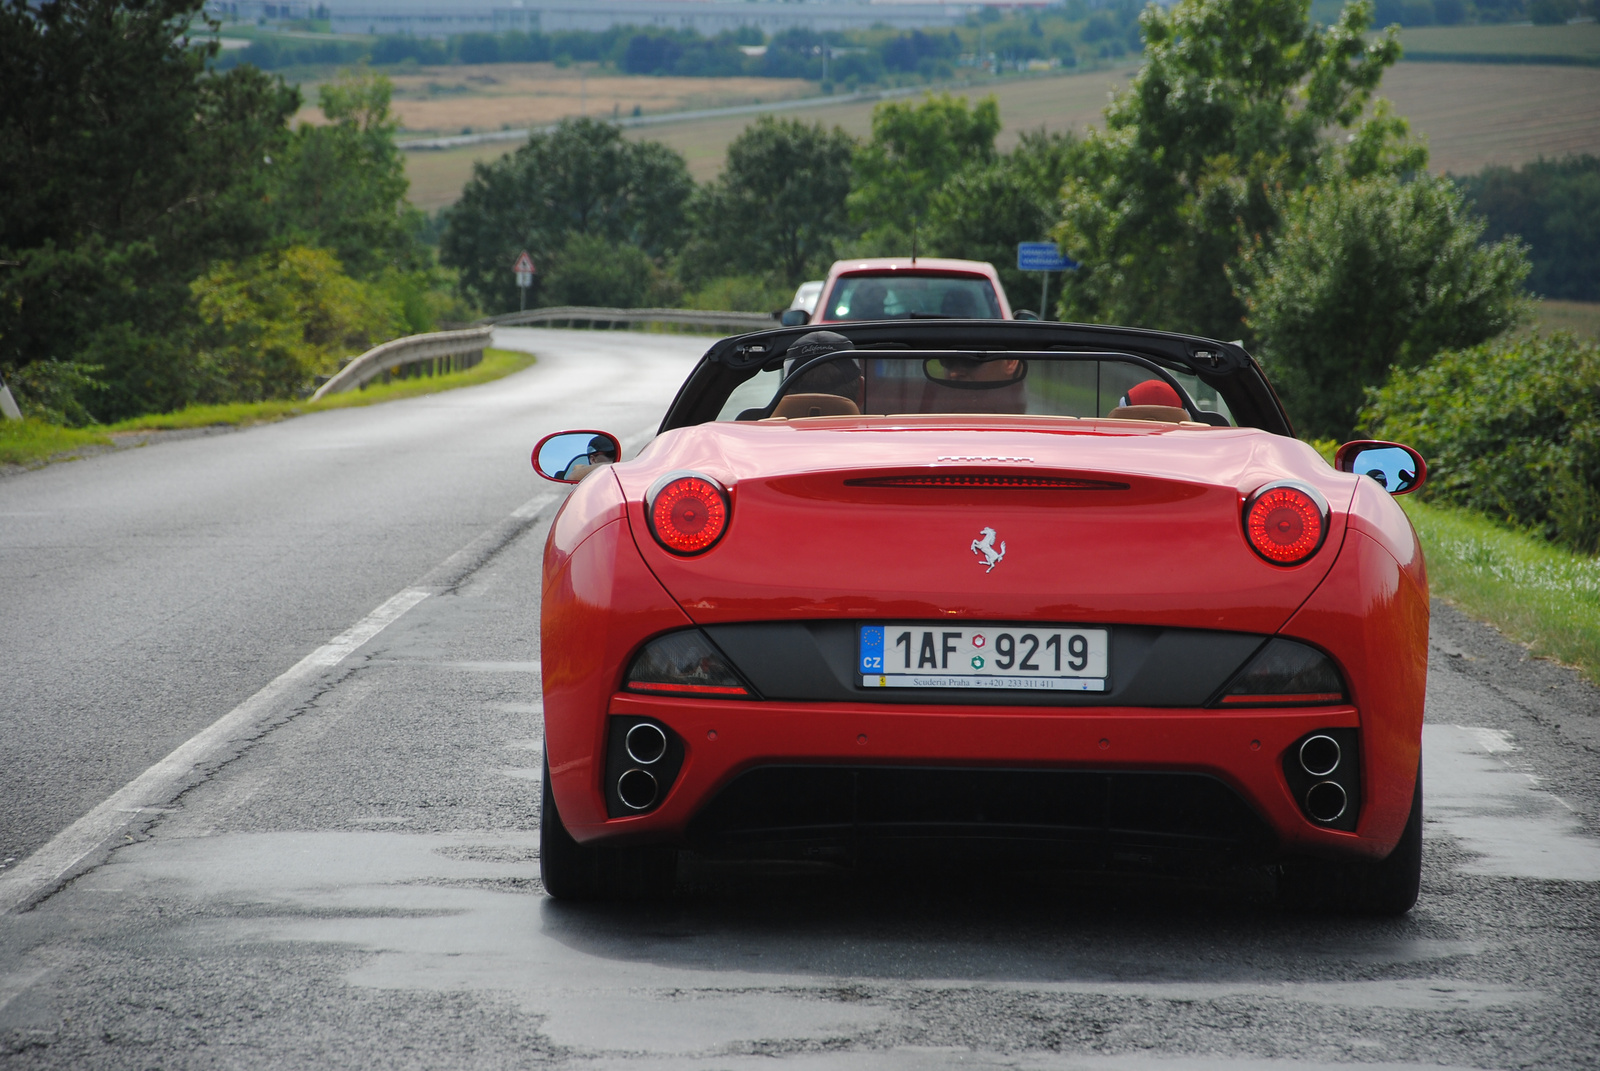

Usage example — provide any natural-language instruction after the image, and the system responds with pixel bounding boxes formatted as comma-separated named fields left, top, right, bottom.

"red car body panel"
left=541, top=413, right=1428, bottom=863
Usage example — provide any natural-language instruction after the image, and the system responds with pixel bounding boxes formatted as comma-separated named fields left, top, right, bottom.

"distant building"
left=206, top=0, right=1060, bottom=38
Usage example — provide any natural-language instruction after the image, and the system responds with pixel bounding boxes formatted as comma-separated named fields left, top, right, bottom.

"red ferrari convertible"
left=531, top=321, right=1430, bottom=914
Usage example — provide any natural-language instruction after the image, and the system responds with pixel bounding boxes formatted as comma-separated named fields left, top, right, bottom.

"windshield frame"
left=656, top=321, right=1294, bottom=437
left=748, top=349, right=1205, bottom=423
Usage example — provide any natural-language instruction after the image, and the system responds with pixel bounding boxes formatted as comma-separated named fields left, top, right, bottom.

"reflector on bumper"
left=625, top=629, right=752, bottom=697
left=1211, top=638, right=1345, bottom=706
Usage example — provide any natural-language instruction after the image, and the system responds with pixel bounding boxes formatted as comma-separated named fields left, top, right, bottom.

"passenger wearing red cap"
left=1120, top=379, right=1185, bottom=409
left=1106, top=378, right=1191, bottom=422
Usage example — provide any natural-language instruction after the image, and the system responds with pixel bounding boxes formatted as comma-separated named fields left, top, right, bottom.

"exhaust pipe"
left=1305, top=780, right=1348, bottom=823
left=617, top=768, right=659, bottom=811
left=1298, top=734, right=1341, bottom=778
left=625, top=722, right=668, bottom=765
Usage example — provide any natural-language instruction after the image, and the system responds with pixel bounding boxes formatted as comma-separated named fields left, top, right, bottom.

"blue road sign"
left=1017, top=242, right=1077, bottom=272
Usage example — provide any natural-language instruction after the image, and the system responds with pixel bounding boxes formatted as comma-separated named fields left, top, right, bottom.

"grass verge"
left=0, top=420, right=112, bottom=466
left=1403, top=496, right=1600, bottom=683
left=2, top=347, right=535, bottom=467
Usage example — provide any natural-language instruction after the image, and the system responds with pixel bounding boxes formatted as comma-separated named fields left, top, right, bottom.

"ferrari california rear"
left=531, top=321, right=1429, bottom=914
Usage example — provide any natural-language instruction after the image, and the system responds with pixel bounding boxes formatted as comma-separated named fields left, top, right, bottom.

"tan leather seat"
left=769, top=393, right=862, bottom=419
left=1106, top=404, right=1189, bottom=423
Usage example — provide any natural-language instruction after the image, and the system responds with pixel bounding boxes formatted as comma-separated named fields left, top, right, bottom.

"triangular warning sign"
left=512, top=251, right=535, bottom=274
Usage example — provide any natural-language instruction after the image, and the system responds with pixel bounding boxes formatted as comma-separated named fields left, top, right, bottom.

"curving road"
left=1, top=328, right=1598, bottom=1069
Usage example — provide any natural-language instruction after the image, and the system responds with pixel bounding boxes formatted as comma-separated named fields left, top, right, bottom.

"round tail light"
left=647, top=473, right=729, bottom=554
left=1244, top=482, right=1328, bottom=565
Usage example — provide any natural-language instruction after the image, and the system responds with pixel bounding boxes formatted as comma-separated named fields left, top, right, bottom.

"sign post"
left=512, top=250, right=536, bottom=311
left=1016, top=242, right=1077, bottom=320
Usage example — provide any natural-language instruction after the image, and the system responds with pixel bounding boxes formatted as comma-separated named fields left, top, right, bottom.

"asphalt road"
left=2, top=329, right=1598, bottom=1069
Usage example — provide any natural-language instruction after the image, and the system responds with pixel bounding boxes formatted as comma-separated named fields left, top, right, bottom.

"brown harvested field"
left=402, top=68, right=1133, bottom=208
left=1380, top=63, right=1600, bottom=175
left=299, top=62, right=814, bottom=138
left=402, top=61, right=1600, bottom=210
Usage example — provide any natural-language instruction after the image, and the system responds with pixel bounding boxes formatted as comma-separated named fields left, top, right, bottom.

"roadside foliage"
left=1363, top=333, right=1600, bottom=554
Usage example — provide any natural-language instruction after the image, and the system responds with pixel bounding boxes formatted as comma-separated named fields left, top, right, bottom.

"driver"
left=781, top=331, right=861, bottom=400
left=558, top=435, right=618, bottom=481
left=933, top=356, right=1023, bottom=383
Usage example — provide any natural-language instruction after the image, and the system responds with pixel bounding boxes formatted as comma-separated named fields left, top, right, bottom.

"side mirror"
left=533, top=429, right=621, bottom=483
left=1013, top=309, right=1040, bottom=321
left=1335, top=440, right=1427, bottom=496
left=779, top=308, right=809, bottom=327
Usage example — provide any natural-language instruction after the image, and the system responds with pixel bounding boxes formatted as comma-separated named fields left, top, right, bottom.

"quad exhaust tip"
left=1298, top=734, right=1342, bottom=778
left=617, top=768, right=660, bottom=811
left=1305, top=780, right=1348, bottom=823
left=625, top=722, right=669, bottom=765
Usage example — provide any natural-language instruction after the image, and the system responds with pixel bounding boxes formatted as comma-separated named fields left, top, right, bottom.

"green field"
left=1529, top=299, right=1600, bottom=341
left=1397, top=21, right=1600, bottom=62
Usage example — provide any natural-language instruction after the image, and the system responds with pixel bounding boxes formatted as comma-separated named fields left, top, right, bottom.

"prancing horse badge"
left=971, top=526, right=1006, bottom=572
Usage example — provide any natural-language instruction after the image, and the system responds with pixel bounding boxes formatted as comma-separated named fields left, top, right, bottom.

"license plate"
left=859, top=624, right=1108, bottom=691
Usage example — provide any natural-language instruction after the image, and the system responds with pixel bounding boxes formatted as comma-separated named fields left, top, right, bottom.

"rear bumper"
left=551, top=693, right=1401, bottom=861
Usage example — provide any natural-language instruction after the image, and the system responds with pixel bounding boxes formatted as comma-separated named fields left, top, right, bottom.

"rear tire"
left=1280, top=761, right=1422, bottom=916
left=540, top=753, right=677, bottom=901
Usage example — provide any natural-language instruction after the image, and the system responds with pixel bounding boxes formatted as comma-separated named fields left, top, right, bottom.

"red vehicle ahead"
left=531, top=319, right=1429, bottom=913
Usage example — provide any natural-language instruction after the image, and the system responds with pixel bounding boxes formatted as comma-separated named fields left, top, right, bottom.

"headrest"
left=769, top=393, right=862, bottom=419
left=1105, top=404, right=1189, bottom=423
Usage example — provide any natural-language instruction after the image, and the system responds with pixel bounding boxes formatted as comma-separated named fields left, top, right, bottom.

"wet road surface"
left=2, top=330, right=1597, bottom=1069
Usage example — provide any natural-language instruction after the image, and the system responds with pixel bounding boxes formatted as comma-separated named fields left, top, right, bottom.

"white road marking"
left=0, top=482, right=580, bottom=914
left=1424, top=724, right=1600, bottom=881
left=0, top=586, right=431, bottom=914
left=1461, top=725, right=1517, bottom=754
left=511, top=491, right=560, bottom=519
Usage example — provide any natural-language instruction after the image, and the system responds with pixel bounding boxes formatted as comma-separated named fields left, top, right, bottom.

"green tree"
left=926, top=130, right=1080, bottom=307
left=848, top=93, right=1002, bottom=251
left=440, top=119, right=694, bottom=312
left=1236, top=173, right=1529, bottom=438
left=680, top=117, right=856, bottom=287
left=0, top=0, right=305, bottom=419
left=1456, top=155, right=1600, bottom=302
left=270, top=71, right=428, bottom=281
left=1053, top=0, right=1402, bottom=340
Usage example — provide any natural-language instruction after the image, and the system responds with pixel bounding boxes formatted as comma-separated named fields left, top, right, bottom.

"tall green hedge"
left=1361, top=332, right=1600, bottom=553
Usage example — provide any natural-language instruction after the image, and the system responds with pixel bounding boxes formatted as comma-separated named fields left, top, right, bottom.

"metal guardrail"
left=487, top=306, right=776, bottom=331
left=310, top=327, right=494, bottom=402
left=312, top=308, right=771, bottom=402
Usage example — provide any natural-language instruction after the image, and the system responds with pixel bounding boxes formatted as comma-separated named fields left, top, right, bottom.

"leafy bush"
left=190, top=246, right=402, bottom=401
left=683, top=276, right=794, bottom=314
left=6, top=360, right=105, bottom=426
left=538, top=233, right=663, bottom=309
left=1361, top=333, right=1600, bottom=553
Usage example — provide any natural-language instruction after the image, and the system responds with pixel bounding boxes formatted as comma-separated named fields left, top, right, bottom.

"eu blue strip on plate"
left=859, top=625, right=884, bottom=674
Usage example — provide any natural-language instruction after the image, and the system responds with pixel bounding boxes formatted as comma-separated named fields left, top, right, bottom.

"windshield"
left=821, top=274, right=1002, bottom=322
left=714, top=354, right=1234, bottom=423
